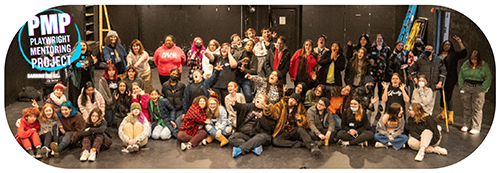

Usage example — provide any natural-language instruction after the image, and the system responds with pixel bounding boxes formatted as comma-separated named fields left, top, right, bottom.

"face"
left=81, top=42, right=88, bottom=52
left=316, top=100, right=326, bottom=111
left=443, top=41, right=451, bottom=51
left=350, top=100, right=359, bottom=109
left=247, top=31, right=255, bottom=39
left=376, top=35, right=384, bottom=46
left=61, top=106, right=71, bottom=118
left=54, top=89, right=63, bottom=98
left=391, top=75, right=401, bottom=87
left=86, top=87, right=94, bottom=96
left=195, top=39, right=203, bottom=48
left=91, top=112, right=100, bottom=123
left=164, top=37, right=174, bottom=48
left=357, top=49, right=365, bottom=59
left=227, top=83, right=237, bottom=93
left=314, top=87, right=322, bottom=97
left=418, top=77, right=427, bottom=86
left=245, top=41, right=254, bottom=52
left=132, top=108, right=141, bottom=116
left=128, top=69, right=136, bottom=79
left=425, top=45, right=433, bottom=52
left=208, top=42, right=217, bottom=52
left=398, top=107, right=404, bottom=117
left=262, top=30, right=271, bottom=40
left=150, top=91, right=159, bottom=102
left=470, top=58, right=478, bottom=65
left=208, top=99, right=218, bottom=111
left=295, top=84, right=303, bottom=94
left=396, top=42, right=403, bottom=51
left=27, top=115, right=37, bottom=124
left=331, top=43, right=339, bottom=53
left=132, top=43, right=140, bottom=54
left=408, top=106, right=415, bottom=117
left=359, top=37, right=367, bottom=46
left=318, top=37, right=325, bottom=48
left=193, top=71, right=202, bottom=83
left=276, top=38, right=285, bottom=51
left=170, top=70, right=179, bottom=79
left=341, top=86, right=351, bottom=96
left=198, top=98, right=207, bottom=109
left=288, top=98, right=298, bottom=107
left=132, top=85, right=142, bottom=95
left=232, top=36, right=241, bottom=45
left=304, top=41, right=313, bottom=53
left=44, top=107, right=54, bottom=119
left=221, top=45, right=230, bottom=56
left=255, top=94, right=267, bottom=108
left=107, top=68, right=116, bottom=78
left=118, top=83, right=126, bottom=93
left=110, top=36, right=117, bottom=44
left=269, top=71, right=279, bottom=84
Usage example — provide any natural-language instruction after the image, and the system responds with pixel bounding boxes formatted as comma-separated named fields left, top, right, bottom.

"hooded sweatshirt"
left=154, top=43, right=186, bottom=76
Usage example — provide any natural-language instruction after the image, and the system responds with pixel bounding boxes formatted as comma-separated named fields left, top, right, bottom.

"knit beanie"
left=364, top=75, right=375, bottom=85
left=290, top=93, right=301, bottom=102
left=106, top=30, right=118, bottom=38
left=53, top=82, right=67, bottom=91
left=130, top=102, right=141, bottom=111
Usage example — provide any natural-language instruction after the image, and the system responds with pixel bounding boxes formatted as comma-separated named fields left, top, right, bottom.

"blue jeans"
left=104, top=109, right=115, bottom=127
left=236, top=78, right=253, bottom=103
left=374, top=133, right=409, bottom=150
left=332, top=114, right=342, bottom=132
left=205, top=124, right=232, bottom=138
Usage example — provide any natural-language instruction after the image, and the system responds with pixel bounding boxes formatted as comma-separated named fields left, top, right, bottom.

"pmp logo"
left=18, top=8, right=81, bottom=71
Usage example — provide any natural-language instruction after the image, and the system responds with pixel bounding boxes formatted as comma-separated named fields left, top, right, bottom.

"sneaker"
left=338, top=139, right=349, bottom=147
left=88, top=149, right=96, bottom=162
left=434, top=146, right=448, bottom=155
left=121, top=148, right=130, bottom=153
left=414, top=150, right=425, bottom=162
left=461, top=126, right=469, bottom=132
left=35, top=147, right=42, bottom=159
left=375, top=142, right=387, bottom=148
left=41, top=146, right=50, bottom=159
left=232, top=147, right=242, bottom=158
left=80, top=150, right=90, bottom=162
left=358, top=141, right=368, bottom=148
left=133, top=144, right=140, bottom=152
left=181, top=143, right=187, bottom=151
left=126, top=145, right=134, bottom=153
left=252, top=145, right=263, bottom=156
left=27, top=148, right=35, bottom=158
left=200, top=139, right=207, bottom=146
left=50, top=142, right=59, bottom=158
left=310, top=145, right=321, bottom=156
left=469, top=129, right=480, bottom=135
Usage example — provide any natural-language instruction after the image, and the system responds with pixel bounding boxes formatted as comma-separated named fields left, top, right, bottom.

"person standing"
left=458, top=50, right=492, bottom=134
left=154, top=35, right=186, bottom=85
left=103, top=30, right=127, bottom=79
left=127, top=39, right=153, bottom=93
left=263, top=36, right=291, bottom=84
left=317, top=42, right=346, bottom=87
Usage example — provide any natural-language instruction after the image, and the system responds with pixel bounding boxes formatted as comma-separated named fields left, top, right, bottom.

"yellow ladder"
left=99, top=5, right=112, bottom=52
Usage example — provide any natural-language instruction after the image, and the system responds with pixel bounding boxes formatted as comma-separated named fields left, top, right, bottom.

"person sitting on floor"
left=374, top=102, right=408, bottom=150
left=118, top=102, right=150, bottom=153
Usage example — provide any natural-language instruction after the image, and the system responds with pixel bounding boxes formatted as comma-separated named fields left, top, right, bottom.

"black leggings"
left=336, top=130, right=374, bottom=145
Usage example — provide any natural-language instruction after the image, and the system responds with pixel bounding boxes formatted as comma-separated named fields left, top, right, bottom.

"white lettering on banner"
left=388, top=90, right=402, bottom=97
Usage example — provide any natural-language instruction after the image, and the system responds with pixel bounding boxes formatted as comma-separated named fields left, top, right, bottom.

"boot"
left=206, top=135, right=215, bottom=144
left=437, top=107, right=445, bottom=119
left=447, top=111, right=454, bottom=124
left=215, top=135, right=229, bottom=147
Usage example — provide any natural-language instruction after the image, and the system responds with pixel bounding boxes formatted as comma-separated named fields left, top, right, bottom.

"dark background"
left=4, top=5, right=495, bottom=106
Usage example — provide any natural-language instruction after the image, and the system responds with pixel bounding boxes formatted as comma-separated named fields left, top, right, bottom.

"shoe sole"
left=50, top=143, right=59, bottom=158
left=253, top=146, right=263, bottom=156
left=41, top=147, right=49, bottom=159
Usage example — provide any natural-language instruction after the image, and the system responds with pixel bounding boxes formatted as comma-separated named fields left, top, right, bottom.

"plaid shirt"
left=180, top=105, right=206, bottom=136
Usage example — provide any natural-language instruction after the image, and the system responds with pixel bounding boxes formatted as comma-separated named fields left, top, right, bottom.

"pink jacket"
left=154, top=43, right=186, bottom=76
left=77, top=89, right=106, bottom=120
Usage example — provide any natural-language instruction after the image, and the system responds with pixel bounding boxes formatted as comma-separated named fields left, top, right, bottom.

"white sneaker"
left=127, top=145, right=134, bottom=152
left=414, top=150, right=425, bottom=162
left=461, top=126, right=469, bottom=132
left=199, top=139, right=207, bottom=146
left=470, top=129, right=480, bottom=135
left=181, top=143, right=192, bottom=151
left=434, top=146, right=448, bottom=155
left=375, top=142, right=387, bottom=148
left=80, top=150, right=90, bottom=162
left=133, top=144, right=140, bottom=152
left=88, top=149, right=96, bottom=162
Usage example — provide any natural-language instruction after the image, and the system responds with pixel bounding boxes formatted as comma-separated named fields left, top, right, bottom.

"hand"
left=182, top=114, right=185, bottom=119
left=106, top=59, right=112, bottom=64
left=208, top=88, right=215, bottom=96
left=190, top=53, right=197, bottom=60
left=59, top=126, right=66, bottom=134
left=347, top=41, right=352, bottom=46
left=436, top=81, right=443, bottom=89
left=230, top=113, right=237, bottom=118
left=91, top=55, right=98, bottom=64
left=325, top=131, right=332, bottom=139
left=331, top=52, right=340, bottom=60
left=311, top=72, right=317, bottom=81
left=31, top=128, right=37, bottom=131
left=283, top=84, right=288, bottom=92
left=214, top=62, right=223, bottom=71
left=401, top=64, right=408, bottom=69
left=170, top=121, right=177, bottom=129
left=382, top=82, right=390, bottom=90
left=254, top=111, right=263, bottom=118
left=216, top=129, right=222, bottom=138
left=114, top=93, right=119, bottom=100
left=128, top=139, right=136, bottom=146
left=388, top=136, right=394, bottom=141
left=399, top=83, right=406, bottom=91
left=31, top=99, right=39, bottom=108
left=414, top=78, right=418, bottom=85
left=370, top=96, right=378, bottom=105
left=349, top=129, right=357, bottom=136
left=131, top=93, right=137, bottom=99
left=225, top=97, right=235, bottom=106
left=318, top=134, right=326, bottom=140
left=244, top=73, right=253, bottom=80
left=271, top=31, right=278, bottom=38
left=85, top=127, right=90, bottom=131
left=453, top=35, right=462, bottom=43
left=204, top=119, right=211, bottom=124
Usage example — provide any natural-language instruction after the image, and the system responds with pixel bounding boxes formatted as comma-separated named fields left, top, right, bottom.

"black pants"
left=229, top=132, right=271, bottom=154
left=39, top=124, right=60, bottom=147
left=308, top=128, right=336, bottom=142
left=159, top=75, right=170, bottom=86
left=336, top=130, right=374, bottom=145
left=273, top=127, right=314, bottom=149
left=212, top=88, right=229, bottom=107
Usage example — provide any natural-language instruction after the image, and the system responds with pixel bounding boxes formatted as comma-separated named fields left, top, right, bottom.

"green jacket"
left=458, top=60, right=492, bottom=93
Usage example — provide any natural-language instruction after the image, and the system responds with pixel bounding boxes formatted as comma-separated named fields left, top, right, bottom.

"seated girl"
left=374, top=102, right=408, bottom=150
left=78, top=81, right=106, bottom=120
left=113, top=81, right=131, bottom=125
left=225, top=81, right=246, bottom=127
left=336, top=97, right=373, bottom=147
left=15, top=107, right=42, bottom=158
left=35, top=103, right=61, bottom=158
left=118, top=103, right=150, bottom=153
left=148, top=89, right=177, bottom=140
left=51, top=101, right=85, bottom=158
left=411, top=75, right=435, bottom=115
left=205, top=97, right=232, bottom=147
left=45, top=82, right=67, bottom=113
left=246, top=70, right=284, bottom=105
left=80, top=108, right=108, bottom=162
left=177, top=96, right=208, bottom=150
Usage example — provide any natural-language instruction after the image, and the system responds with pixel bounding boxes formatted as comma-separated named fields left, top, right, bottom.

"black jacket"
left=162, top=79, right=186, bottom=111
left=317, top=51, right=346, bottom=86
left=441, top=48, right=467, bottom=86
left=263, top=47, right=291, bottom=80
left=409, top=54, right=447, bottom=90
left=233, top=102, right=276, bottom=136
left=344, top=58, right=372, bottom=87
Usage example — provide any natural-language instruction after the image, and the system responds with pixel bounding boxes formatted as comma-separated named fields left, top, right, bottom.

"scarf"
left=50, top=93, right=66, bottom=106
left=274, top=49, right=284, bottom=71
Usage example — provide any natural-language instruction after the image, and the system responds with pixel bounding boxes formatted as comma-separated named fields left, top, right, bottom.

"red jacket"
left=15, top=117, right=40, bottom=139
left=131, top=94, right=151, bottom=122
left=154, top=44, right=186, bottom=76
left=180, top=105, right=206, bottom=136
left=289, top=49, right=317, bottom=81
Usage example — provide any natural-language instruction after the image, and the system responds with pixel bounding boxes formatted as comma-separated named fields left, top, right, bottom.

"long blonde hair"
left=410, top=103, right=427, bottom=123
left=206, top=97, right=220, bottom=119
left=39, top=104, right=57, bottom=123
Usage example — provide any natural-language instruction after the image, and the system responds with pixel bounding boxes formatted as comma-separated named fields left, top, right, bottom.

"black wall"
left=4, top=5, right=495, bottom=106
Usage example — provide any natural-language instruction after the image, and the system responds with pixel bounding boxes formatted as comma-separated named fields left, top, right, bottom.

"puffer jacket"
left=409, top=54, right=447, bottom=90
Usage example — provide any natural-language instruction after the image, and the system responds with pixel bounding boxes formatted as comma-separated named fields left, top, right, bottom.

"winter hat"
left=53, top=82, right=67, bottom=91
left=130, top=102, right=141, bottom=111
left=106, top=30, right=118, bottom=38
left=290, top=93, right=301, bottom=102
left=364, top=75, right=375, bottom=85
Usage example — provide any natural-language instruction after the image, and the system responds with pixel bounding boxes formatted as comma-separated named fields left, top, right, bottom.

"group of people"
left=15, top=26, right=491, bottom=163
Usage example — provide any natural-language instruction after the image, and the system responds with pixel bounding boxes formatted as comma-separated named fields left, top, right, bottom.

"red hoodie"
left=15, top=117, right=40, bottom=139
left=289, top=49, right=317, bottom=81
left=154, top=44, right=186, bottom=76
